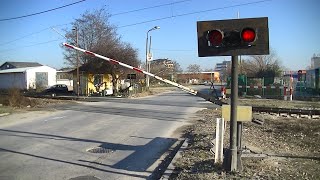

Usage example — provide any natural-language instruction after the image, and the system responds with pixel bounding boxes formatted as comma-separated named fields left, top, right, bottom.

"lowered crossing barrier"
left=62, top=43, right=225, bottom=106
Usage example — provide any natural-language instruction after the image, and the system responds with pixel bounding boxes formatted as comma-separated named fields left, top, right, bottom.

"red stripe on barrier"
left=85, top=51, right=95, bottom=56
left=64, top=44, right=74, bottom=49
left=133, top=67, right=143, bottom=73
left=110, top=59, right=119, bottom=64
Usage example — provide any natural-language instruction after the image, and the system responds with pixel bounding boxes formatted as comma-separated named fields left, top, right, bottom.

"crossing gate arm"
left=63, top=43, right=225, bottom=105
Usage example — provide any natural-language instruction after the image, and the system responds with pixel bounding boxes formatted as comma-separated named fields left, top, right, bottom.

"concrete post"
left=215, top=118, right=225, bottom=163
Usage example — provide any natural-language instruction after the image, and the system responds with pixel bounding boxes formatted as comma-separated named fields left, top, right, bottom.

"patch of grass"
left=0, top=89, right=71, bottom=110
left=0, top=106, right=13, bottom=114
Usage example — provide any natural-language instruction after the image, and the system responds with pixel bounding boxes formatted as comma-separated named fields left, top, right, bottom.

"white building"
left=56, top=68, right=73, bottom=91
left=311, top=55, right=320, bottom=69
left=0, top=66, right=56, bottom=90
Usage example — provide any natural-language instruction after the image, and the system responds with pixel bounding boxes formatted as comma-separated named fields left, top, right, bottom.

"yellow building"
left=73, top=60, right=114, bottom=96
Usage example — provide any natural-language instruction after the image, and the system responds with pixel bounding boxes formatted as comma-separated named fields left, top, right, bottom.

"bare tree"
left=62, top=9, right=140, bottom=93
left=149, top=59, right=182, bottom=83
left=241, top=50, right=283, bottom=78
left=173, top=61, right=183, bottom=73
left=186, top=64, right=202, bottom=73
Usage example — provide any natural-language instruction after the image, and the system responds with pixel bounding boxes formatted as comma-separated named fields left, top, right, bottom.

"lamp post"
left=73, top=26, right=80, bottom=96
left=145, top=26, right=160, bottom=89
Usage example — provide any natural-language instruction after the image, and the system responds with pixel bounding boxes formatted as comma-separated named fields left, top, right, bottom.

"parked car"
left=43, top=84, right=69, bottom=97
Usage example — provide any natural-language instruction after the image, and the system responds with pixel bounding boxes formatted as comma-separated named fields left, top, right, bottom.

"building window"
left=94, top=74, right=103, bottom=85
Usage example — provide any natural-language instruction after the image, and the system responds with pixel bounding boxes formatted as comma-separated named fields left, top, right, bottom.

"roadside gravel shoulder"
left=170, top=107, right=320, bottom=179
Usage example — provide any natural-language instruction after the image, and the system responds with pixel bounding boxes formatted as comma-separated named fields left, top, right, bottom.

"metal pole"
left=76, top=27, right=80, bottom=97
left=229, top=55, right=238, bottom=171
left=245, top=76, right=247, bottom=94
left=145, top=31, right=149, bottom=89
left=149, top=36, right=152, bottom=54
left=148, top=36, right=152, bottom=84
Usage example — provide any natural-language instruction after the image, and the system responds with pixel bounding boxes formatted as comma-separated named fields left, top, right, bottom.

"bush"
left=6, top=88, right=32, bottom=107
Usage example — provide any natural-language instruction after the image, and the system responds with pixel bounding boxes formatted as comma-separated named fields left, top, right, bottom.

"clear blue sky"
left=0, top=0, right=319, bottom=71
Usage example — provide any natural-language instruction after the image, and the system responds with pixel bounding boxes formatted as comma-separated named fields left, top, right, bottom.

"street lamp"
left=145, top=26, right=160, bottom=89
left=72, top=26, right=80, bottom=96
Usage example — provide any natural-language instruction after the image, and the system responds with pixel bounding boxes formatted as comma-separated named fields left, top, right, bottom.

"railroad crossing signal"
left=197, top=17, right=269, bottom=57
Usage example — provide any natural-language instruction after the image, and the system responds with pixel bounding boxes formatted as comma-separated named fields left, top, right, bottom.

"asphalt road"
left=0, top=89, right=216, bottom=180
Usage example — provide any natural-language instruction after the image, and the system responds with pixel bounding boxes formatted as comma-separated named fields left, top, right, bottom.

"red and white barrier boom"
left=63, top=43, right=223, bottom=105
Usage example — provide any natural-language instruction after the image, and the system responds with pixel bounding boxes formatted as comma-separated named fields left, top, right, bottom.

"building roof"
left=1, top=61, right=43, bottom=68
left=57, top=67, right=74, bottom=72
left=0, top=67, right=36, bottom=74
left=0, top=65, right=55, bottom=74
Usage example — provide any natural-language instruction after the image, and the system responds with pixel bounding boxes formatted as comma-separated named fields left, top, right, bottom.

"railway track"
left=252, top=106, right=320, bottom=117
left=200, top=92, right=320, bottom=118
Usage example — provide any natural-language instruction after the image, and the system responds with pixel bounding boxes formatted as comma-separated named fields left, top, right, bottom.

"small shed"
left=73, top=59, right=114, bottom=96
left=0, top=66, right=56, bottom=90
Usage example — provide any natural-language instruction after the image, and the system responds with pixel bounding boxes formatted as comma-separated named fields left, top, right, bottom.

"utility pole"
left=230, top=55, right=239, bottom=171
left=148, top=36, right=152, bottom=78
left=145, top=26, right=160, bottom=90
left=145, top=32, right=149, bottom=89
left=74, top=26, right=80, bottom=96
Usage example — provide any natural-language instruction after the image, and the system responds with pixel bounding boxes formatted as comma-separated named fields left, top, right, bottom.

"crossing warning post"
left=197, top=17, right=269, bottom=172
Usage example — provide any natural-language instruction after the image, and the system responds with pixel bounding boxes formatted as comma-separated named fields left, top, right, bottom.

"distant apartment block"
left=311, top=54, right=320, bottom=69
left=151, top=59, right=175, bottom=69
left=214, top=60, right=231, bottom=73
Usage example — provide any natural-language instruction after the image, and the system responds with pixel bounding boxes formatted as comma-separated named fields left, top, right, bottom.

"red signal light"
left=241, top=28, right=256, bottom=43
left=207, top=30, right=223, bottom=46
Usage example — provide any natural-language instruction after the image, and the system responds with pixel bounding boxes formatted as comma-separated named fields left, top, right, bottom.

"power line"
left=0, top=38, right=63, bottom=53
left=0, top=0, right=190, bottom=42
left=0, top=0, right=271, bottom=51
left=110, top=0, right=192, bottom=17
left=0, top=0, right=86, bottom=22
left=119, top=0, right=272, bottom=28
left=0, top=0, right=189, bottom=45
left=0, top=23, right=69, bottom=47
left=0, top=0, right=191, bottom=45
left=0, top=28, right=49, bottom=47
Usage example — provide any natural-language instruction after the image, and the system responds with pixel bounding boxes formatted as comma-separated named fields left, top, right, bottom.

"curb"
left=161, top=138, right=189, bottom=180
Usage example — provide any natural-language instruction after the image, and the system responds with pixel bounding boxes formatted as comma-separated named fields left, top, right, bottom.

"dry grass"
left=0, top=88, right=71, bottom=110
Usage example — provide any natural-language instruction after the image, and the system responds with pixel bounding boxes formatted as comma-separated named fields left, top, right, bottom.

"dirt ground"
left=171, top=106, right=320, bottom=179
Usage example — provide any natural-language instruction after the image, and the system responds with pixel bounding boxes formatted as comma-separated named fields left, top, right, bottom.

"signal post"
left=197, top=17, right=269, bottom=171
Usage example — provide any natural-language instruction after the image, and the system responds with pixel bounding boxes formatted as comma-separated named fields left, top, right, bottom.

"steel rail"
left=252, top=106, right=320, bottom=116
